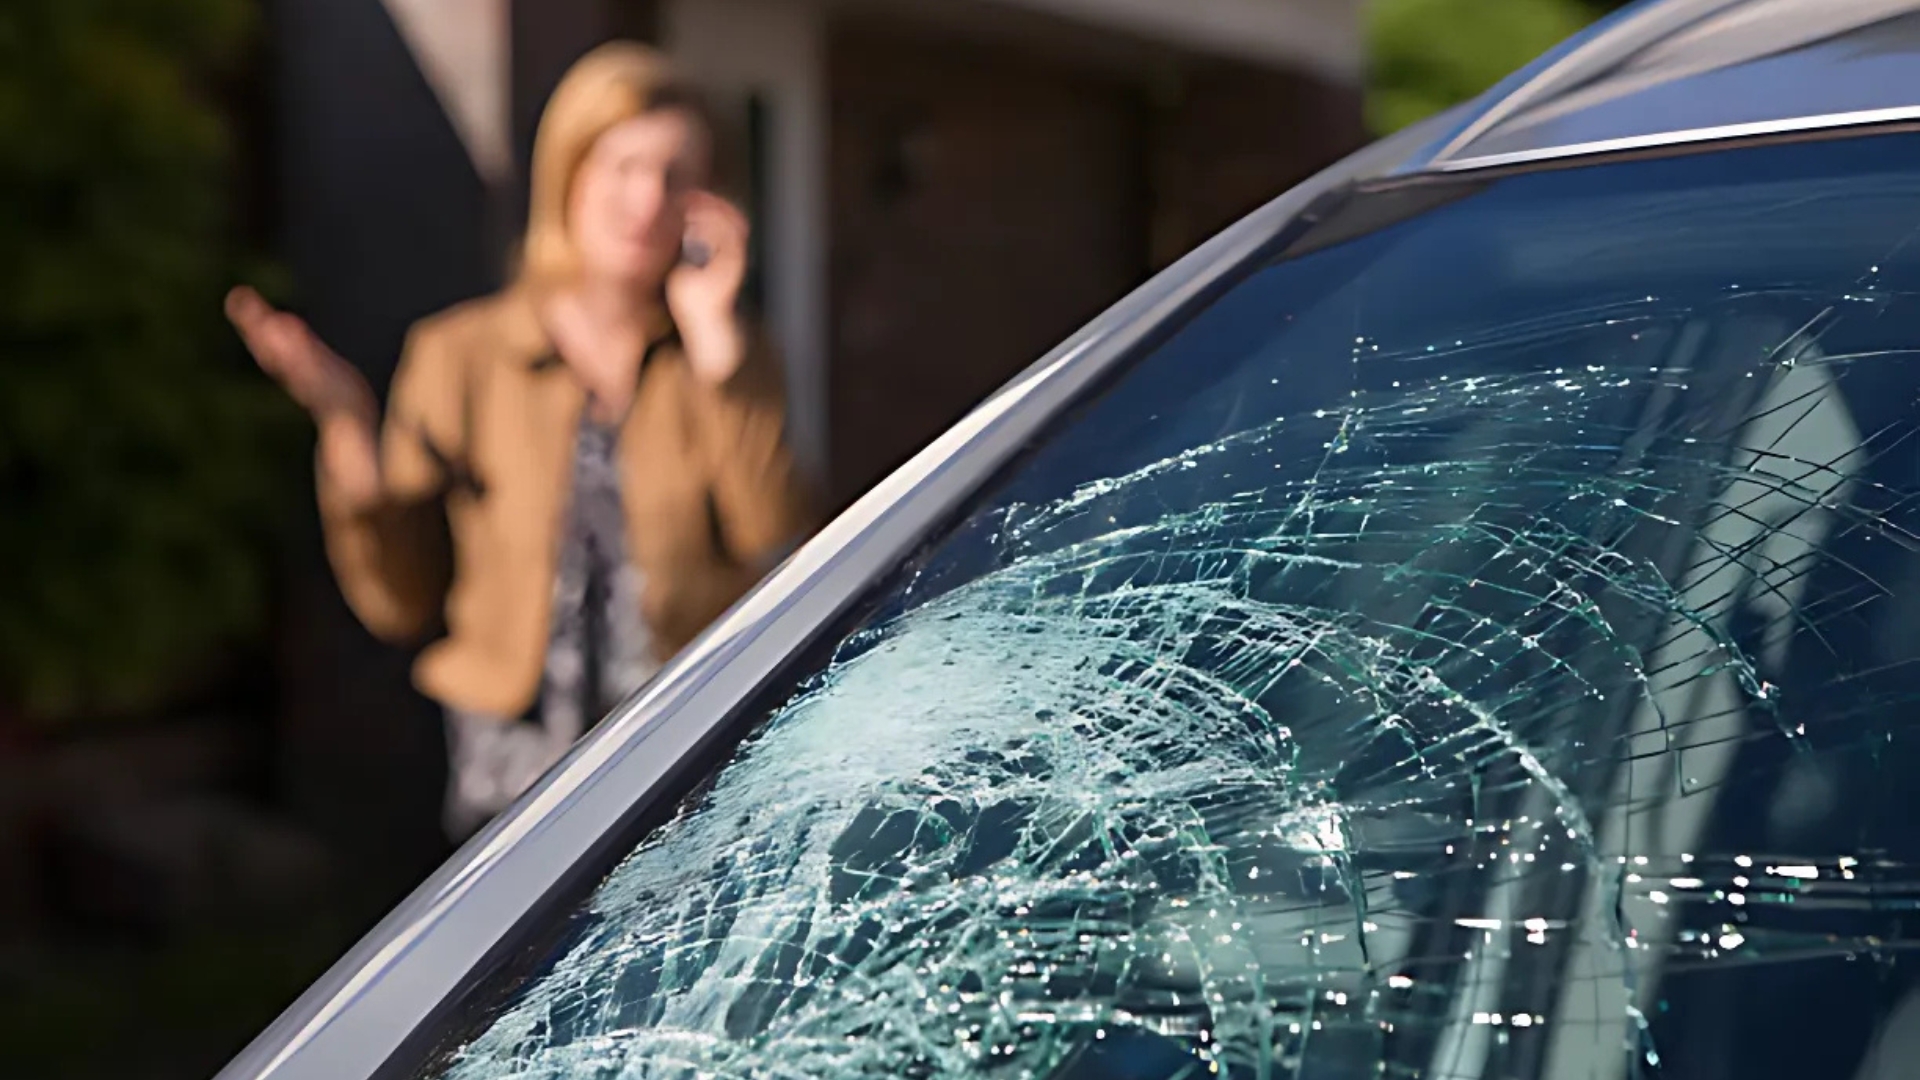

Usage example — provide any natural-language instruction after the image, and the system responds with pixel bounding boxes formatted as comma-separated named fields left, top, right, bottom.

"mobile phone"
left=680, top=236, right=712, bottom=269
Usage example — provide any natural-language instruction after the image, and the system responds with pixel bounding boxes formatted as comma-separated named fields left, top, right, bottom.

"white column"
left=379, top=0, right=515, bottom=184
left=663, top=0, right=832, bottom=487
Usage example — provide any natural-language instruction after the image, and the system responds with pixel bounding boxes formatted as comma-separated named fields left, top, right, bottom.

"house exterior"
left=265, top=0, right=1364, bottom=868
left=305, top=0, right=1365, bottom=500
left=660, top=0, right=1367, bottom=504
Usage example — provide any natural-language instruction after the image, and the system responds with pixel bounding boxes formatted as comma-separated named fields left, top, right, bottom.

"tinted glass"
left=419, top=131, right=1920, bottom=1080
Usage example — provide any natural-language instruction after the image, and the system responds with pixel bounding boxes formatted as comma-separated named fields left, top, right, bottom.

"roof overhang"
left=982, top=0, right=1363, bottom=84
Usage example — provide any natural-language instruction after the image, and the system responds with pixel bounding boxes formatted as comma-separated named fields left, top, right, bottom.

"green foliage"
left=1367, top=0, right=1602, bottom=135
left=2, top=918, right=353, bottom=1079
left=0, top=0, right=300, bottom=723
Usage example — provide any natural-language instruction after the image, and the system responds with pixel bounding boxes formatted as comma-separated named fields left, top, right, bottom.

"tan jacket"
left=318, top=286, right=814, bottom=718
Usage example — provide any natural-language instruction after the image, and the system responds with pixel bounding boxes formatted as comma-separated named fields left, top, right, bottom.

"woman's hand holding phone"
left=666, top=190, right=751, bottom=385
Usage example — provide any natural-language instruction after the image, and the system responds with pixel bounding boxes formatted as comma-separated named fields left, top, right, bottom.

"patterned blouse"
left=441, top=404, right=660, bottom=840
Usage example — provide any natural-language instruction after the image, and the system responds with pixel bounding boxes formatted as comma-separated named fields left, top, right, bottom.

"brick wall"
left=825, top=13, right=1365, bottom=507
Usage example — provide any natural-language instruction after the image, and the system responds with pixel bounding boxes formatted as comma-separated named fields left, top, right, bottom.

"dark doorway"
left=826, top=20, right=1154, bottom=509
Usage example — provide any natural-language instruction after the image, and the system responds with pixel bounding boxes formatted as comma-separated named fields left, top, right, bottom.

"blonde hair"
left=517, top=41, right=710, bottom=294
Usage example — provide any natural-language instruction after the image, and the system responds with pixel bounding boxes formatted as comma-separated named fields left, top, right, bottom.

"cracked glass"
left=413, top=130, right=1920, bottom=1080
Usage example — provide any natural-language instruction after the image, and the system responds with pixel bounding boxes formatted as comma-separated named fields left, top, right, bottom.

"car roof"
left=1394, top=0, right=1920, bottom=175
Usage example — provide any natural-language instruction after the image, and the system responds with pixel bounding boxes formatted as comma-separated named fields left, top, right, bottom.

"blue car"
left=220, top=2, right=1920, bottom=1077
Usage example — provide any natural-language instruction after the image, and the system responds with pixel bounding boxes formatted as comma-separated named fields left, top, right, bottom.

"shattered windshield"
left=416, top=131, right=1920, bottom=1080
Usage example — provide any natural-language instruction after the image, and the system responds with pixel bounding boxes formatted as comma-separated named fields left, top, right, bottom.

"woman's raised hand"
left=226, top=287, right=375, bottom=419
left=226, top=286, right=383, bottom=510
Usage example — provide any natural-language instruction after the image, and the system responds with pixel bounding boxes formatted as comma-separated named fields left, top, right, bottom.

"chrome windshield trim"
left=1415, top=0, right=1739, bottom=169
left=213, top=102, right=1459, bottom=1080
left=1392, top=0, right=1732, bottom=175
left=1429, top=104, right=1920, bottom=174
left=1398, top=0, right=1920, bottom=177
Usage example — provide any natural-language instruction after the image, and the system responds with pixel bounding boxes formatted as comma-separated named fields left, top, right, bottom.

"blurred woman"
left=226, top=42, right=814, bottom=840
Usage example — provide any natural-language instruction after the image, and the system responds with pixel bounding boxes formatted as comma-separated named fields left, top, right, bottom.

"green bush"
left=0, top=0, right=298, bottom=723
left=1367, top=0, right=1604, bottom=135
